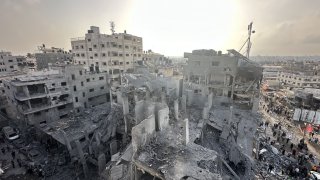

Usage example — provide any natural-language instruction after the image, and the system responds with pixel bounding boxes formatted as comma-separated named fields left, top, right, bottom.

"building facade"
left=278, top=72, right=320, bottom=89
left=143, top=50, right=166, bottom=65
left=184, top=49, right=262, bottom=108
left=184, top=49, right=239, bottom=96
left=3, top=65, right=109, bottom=129
left=0, top=51, right=27, bottom=74
left=71, top=26, right=143, bottom=86
left=35, top=46, right=73, bottom=70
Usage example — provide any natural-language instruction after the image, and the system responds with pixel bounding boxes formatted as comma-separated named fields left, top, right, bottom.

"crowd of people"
left=258, top=97, right=320, bottom=179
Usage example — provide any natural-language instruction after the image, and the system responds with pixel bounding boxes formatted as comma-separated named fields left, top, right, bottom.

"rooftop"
left=40, top=103, right=112, bottom=145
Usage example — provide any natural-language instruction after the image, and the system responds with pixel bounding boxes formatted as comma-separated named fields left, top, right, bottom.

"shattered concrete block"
left=95, top=132, right=101, bottom=147
left=208, top=93, right=213, bottom=109
left=110, top=164, right=124, bottom=180
left=251, top=97, right=259, bottom=113
left=124, top=116, right=128, bottom=133
left=229, top=144, right=241, bottom=166
left=75, top=140, right=89, bottom=178
left=229, top=106, right=233, bottom=125
left=122, top=95, right=129, bottom=115
left=186, top=90, right=194, bottom=106
left=174, top=99, right=179, bottom=120
left=61, top=130, right=72, bottom=155
left=145, top=102, right=155, bottom=119
left=161, top=92, right=166, bottom=104
left=110, top=140, right=118, bottom=156
left=202, top=105, right=209, bottom=120
left=145, top=90, right=150, bottom=101
left=132, top=115, right=156, bottom=152
left=183, top=118, right=189, bottom=145
left=134, top=94, right=139, bottom=102
left=177, top=79, right=183, bottom=97
left=181, top=95, right=187, bottom=112
left=117, top=91, right=123, bottom=105
left=135, top=101, right=145, bottom=123
left=98, top=153, right=106, bottom=174
left=157, top=106, right=169, bottom=131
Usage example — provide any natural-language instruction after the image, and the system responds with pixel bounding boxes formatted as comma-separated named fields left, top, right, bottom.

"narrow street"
left=260, top=100, right=320, bottom=161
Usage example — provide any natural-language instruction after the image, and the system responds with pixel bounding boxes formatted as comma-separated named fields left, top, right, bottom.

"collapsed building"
left=100, top=51, right=263, bottom=179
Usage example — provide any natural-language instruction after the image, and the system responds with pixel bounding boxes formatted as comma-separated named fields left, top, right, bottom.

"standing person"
left=11, top=160, right=15, bottom=168
left=11, top=151, right=15, bottom=159
left=268, top=164, right=274, bottom=172
left=290, top=143, right=294, bottom=150
left=292, top=149, right=297, bottom=157
left=286, top=137, right=290, bottom=143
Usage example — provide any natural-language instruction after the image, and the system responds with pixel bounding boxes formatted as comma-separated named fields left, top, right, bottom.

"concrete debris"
left=1, top=48, right=277, bottom=180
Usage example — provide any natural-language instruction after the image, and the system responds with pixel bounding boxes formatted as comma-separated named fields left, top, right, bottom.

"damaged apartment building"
left=0, top=51, right=27, bottom=74
left=2, top=64, right=110, bottom=130
left=184, top=49, right=262, bottom=109
left=71, top=26, right=143, bottom=87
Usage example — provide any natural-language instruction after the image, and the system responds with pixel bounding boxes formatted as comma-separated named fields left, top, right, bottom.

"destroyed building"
left=101, top=55, right=262, bottom=180
left=2, top=65, right=110, bottom=130
left=184, top=49, right=262, bottom=110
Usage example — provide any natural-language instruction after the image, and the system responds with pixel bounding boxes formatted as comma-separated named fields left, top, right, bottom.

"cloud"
left=24, top=0, right=41, bottom=4
left=302, top=35, right=320, bottom=44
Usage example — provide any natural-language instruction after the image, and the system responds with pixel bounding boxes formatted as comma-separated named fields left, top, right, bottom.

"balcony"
left=18, top=99, right=72, bottom=115
left=15, top=92, right=47, bottom=101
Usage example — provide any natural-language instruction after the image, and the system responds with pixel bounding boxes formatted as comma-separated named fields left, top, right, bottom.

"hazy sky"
left=1, top=0, right=320, bottom=56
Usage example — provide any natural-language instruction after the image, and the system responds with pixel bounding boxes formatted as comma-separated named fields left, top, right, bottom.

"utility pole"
left=246, top=22, right=255, bottom=59
left=110, top=21, right=115, bottom=35
left=238, top=22, right=255, bottom=59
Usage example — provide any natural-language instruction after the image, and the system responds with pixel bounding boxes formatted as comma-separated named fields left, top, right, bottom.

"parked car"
left=2, top=126, right=19, bottom=140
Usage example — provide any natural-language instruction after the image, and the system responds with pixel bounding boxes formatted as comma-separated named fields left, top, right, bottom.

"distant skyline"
left=1, top=0, right=320, bottom=56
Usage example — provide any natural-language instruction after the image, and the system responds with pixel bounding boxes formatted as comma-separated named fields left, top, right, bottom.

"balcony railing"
left=18, top=99, right=72, bottom=115
left=71, top=37, right=85, bottom=41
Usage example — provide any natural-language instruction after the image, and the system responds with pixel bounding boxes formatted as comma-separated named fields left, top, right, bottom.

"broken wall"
left=155, top=103, right=169, bottom=131
left=131, top=115, right=156, bottom=152
left=185, top=89, right=213, bottom=108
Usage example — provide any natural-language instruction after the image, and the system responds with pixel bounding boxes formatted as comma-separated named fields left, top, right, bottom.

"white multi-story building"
left=0, top=51, right=26, bottom=74
left=2, top=65, right=110, bottom=128
left=278, top=72, right=320, bottom=89
left=71, top=26, right=143, bottom=86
